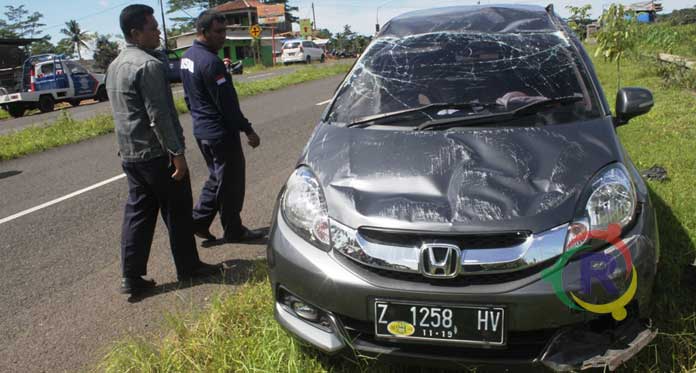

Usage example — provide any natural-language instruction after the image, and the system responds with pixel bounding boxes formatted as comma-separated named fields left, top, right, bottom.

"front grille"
left=340, top=254, right=554, bottom=286
left=358, top=227, right=529, bottom=249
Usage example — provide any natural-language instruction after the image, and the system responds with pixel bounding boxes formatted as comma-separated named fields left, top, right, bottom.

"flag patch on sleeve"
left=215, top=75, right=226, bottom=85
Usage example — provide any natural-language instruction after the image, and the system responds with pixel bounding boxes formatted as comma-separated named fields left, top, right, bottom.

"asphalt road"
left=0, top=63, right=310, bottom=136
left=0, top=74, right=343, bottom=372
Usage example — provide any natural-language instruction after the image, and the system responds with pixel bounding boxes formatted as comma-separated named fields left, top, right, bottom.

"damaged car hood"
left=301, top=118, right=622, bottom=234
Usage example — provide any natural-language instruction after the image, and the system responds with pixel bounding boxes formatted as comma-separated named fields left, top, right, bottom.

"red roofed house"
left=170, top=0, right=292, bottom=66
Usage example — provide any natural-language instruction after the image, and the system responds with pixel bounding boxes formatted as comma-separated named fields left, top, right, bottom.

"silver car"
left=268, top=5, right=659, bottom=371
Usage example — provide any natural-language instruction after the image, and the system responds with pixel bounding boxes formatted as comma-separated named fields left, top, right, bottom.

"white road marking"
left=315, top=99, right=332, bottom=106
left=0, top=174, right=127, bottom=226
left=247, top=72, right=275, bottom=80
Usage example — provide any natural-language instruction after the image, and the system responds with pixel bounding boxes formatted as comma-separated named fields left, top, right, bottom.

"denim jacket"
left=106, top=44, right=185, bottom=162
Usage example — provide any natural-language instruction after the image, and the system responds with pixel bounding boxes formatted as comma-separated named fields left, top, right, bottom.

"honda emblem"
left=419, top=243, right=461, bottom=278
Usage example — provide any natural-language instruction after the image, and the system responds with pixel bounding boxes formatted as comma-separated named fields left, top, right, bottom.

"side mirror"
left=615, top=87, right=654, bottom=126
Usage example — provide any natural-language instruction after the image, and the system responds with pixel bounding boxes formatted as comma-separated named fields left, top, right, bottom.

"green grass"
left=0, top=63, right=351, bottom=161
left=0, top=111, right=114, bottom=160
left=0, top=109, right=9, bottom=120
left=637, top=23, right=696, bottom=58
left=98, top=48, right=696, bottom=372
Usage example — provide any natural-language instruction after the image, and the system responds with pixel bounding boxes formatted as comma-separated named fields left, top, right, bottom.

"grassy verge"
left=0, top=109, right=8, bottom=120
left=0, top=111, right=114, bottom=160
left=0, top=63, right=351, bottom=161
left=99, top=49, right=696, bottom=372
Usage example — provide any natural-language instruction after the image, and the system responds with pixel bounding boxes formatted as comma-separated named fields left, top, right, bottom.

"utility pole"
left=159, top=0, right=168, bottom=50
left=312, top=2, right=317, bottom=31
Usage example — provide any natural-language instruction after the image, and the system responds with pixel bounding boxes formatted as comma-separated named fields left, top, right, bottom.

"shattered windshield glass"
left=327, top=31, right=601, bottom=127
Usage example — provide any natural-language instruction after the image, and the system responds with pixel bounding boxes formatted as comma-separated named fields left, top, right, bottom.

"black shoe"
left=178, top=261, right=222, bottom=281
left=120, top=276, right=156, bottom=294
left=225, top=227, right=267, bottom=243
left=194, top=228, right=216, bottom=241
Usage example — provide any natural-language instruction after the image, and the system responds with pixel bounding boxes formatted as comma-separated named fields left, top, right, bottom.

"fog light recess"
left=280, top=288, right=334, bottom=332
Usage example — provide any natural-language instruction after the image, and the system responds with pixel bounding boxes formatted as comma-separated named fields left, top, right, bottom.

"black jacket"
left=181, top=40, right=252, bottom=140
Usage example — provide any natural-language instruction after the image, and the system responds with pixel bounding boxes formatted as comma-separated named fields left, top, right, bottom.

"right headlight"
left=281, top=166, right=330, bottom=251
left=565, top=163, right=637, bottom=250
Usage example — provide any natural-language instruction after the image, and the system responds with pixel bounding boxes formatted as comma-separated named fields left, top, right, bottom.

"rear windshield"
left=326, top=32, right=602, bottom=126
left=283, top=42, right=301, bottom=49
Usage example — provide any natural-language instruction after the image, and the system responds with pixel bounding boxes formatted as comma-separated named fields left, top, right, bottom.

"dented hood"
left=301, top=118, right=621, bottom=234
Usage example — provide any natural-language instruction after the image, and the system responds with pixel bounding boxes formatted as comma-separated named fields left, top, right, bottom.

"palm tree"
left=60, top=20, right=92, bottom=60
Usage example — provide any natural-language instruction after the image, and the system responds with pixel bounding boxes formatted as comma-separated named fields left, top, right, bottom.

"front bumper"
left=281, top=54, right=305, bottom=63
left=267, top=201, right=659, bottom=370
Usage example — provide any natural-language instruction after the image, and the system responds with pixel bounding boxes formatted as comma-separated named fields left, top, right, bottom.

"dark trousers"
left=192, top=133, right=246, bottom=240
left=121, top=156, right=200, bottom=278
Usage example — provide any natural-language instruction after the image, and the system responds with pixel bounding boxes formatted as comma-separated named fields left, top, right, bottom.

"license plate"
left=288, top=52, right=295, bottom=56
left=374, top=300, right=505, bottom=345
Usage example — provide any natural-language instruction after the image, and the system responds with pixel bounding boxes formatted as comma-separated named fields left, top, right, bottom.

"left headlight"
left=565, top=163, right=637, bottom=249
left=281, top=166, right=330, bottom=251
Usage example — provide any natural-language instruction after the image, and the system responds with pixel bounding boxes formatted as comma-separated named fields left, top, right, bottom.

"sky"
left=3, top=0, right=695, bottom=51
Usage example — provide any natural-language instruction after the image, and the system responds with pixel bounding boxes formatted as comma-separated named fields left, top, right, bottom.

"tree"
left=316, top=28, right=332, bottom=39
left=93, top=34, right=120, bottom=71
left=56, top=38, right=77, bottom=57
left=565, top=4, right=592, bottom=40
left=60, top=20, right=92, bottom=60
left=595, top=4, right=637, bottom=88
left=30, top=37, right=56, bottom=55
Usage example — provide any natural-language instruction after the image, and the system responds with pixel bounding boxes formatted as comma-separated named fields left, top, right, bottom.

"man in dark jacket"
left=180, top=10, right=264, bottom=243
left=107, top=4, right=219, bottom=294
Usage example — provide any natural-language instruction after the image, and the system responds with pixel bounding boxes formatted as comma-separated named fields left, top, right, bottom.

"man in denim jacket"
left=107, top=4, right=218, bottom=294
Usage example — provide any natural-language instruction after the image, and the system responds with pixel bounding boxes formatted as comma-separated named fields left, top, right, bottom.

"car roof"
left=379, top=5, right=558, bottom=37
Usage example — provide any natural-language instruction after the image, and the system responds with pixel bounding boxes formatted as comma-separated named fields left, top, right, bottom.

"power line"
left=42, top=0, right=133, bottom=31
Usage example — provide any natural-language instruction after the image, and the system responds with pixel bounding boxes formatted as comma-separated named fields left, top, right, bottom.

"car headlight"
left=281, top=166, right=330, bottom=251
left=565, top=163, right=637, bottom=250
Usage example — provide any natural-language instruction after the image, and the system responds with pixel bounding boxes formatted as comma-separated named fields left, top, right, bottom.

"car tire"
left=320, top=54, right=325, bottom=63
left=38, top=95, right=54, bottom=113
left=7, top=103, right=25, bottom=118
left=306, top=56, right=311, bottom=64
left=68, top=99, right=81, bottom=107
left=96, top=86, right=109, bottom=102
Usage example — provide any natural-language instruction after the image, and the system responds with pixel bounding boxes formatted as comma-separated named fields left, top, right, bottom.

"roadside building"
left=169, top=0, right=291, bottom=67
left=627, top=1, right=663, bottom=23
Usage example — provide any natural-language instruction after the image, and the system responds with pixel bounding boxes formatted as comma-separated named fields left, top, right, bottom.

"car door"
left=65, top=61, right=98, bottom=97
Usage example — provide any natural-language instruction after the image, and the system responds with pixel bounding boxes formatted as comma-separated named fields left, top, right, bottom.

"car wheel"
left=68, top=99, right=81, bottom=107
left=306, top=56, right=311, bottom=64
left=38, top=95, right=54, bottom=113
left=7, top=103, right=25, bottom=118
left=96, top=86, right=109, bottom=102
left=320, top=54, right=325, bottom=63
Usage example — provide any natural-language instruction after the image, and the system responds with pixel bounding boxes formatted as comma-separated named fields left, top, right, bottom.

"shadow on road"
left=126, top=257, right=267, bottom=303
left=0, top=170, right=22, bottom=180
left=199, top=226, right=270, bottom=248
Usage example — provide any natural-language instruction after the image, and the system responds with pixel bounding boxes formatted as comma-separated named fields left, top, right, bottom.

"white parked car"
left=281, top=40, right=325, bottom=65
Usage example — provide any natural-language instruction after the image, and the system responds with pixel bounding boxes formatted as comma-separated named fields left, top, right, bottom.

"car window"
left=283, top=42, right=301, bottom=49
left=311, top=42, right=319, bottom=48
left=327, top=32, right=601, bottom=126
left=65, top=62, right=88, bottom=75
left=39, top=63, right=54, bottom=76
left=302, top=41, right=312, bottom=48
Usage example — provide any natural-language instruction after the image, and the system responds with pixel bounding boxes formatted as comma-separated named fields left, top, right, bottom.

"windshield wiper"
left=416, top=95, right=584, bottom=131
left=345, top=102, right=493, bottom=128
